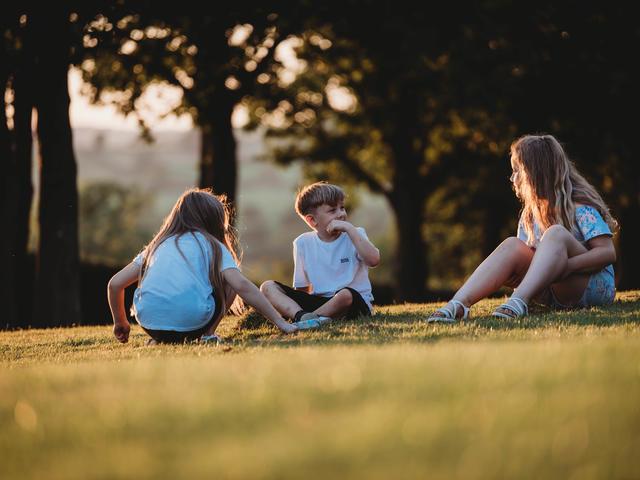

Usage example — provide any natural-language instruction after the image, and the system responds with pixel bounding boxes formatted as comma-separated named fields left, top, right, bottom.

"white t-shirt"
left=131, top=231, right=238, bottom=331
left=293, top=228, right=373, bottom=310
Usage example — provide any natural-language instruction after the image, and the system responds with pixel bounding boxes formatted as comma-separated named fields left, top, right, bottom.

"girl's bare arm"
left=222, top=269, right=298, bottom=333
left=566, top=236, right=616, bottom=275
left=107, top=262, right=140, bottom=343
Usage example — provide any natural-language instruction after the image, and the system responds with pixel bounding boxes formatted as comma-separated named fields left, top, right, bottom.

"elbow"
left=107, top=276, right=123, bottom=294
left=366, top=251, right=381, bottom=268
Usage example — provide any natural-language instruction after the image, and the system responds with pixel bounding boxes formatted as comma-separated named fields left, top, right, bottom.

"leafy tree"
left=246, top=0, right=640, bottom=298
left=79, top=4, right=300, bottom=206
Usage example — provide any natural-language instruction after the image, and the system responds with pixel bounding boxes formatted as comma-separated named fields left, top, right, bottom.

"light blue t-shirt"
left=131, top=232, right=238, bottom=331
left=517, top=204, right=614, bottom=278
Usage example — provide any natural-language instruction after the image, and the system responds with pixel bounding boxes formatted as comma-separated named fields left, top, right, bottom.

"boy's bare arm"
left=327, top=220, right=380, bottom=267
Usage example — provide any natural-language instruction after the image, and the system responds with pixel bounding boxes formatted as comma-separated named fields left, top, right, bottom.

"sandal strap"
left=495, top=296, right=528, bottom=318
left=428, top=300, right=469, bottom=321
left=449, top=300, right=470, bottom=319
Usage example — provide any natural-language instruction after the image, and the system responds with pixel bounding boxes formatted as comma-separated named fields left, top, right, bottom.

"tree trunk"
left=0, top=60, right=17, bottom=328
left=31, top=11, right=81, bottom=327
left=1, top=21, right=35, bottom=329
left=387, top=98, right=429, bottom=302
left=198, top=95, right=237, bottom=205
left=390, top=188, right=429, bottom=302
left=617, top=202, right=640, bottom=290
left=389, top=136, right=429, bottom=301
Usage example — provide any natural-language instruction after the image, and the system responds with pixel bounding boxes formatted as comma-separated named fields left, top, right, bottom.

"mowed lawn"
left=1, top=292, right=639, bottom=480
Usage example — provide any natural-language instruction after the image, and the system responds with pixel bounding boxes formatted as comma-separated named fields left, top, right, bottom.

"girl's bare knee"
left=540, top=224, right=569, bottom=242
left=500, top=236, right=527, bottom=252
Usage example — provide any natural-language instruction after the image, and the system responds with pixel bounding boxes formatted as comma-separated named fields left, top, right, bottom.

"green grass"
left=1, top=292, right=640, bottom=479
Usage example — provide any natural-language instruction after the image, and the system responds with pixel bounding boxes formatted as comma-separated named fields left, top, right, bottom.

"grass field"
left=2, top=292, right=640, bottom=479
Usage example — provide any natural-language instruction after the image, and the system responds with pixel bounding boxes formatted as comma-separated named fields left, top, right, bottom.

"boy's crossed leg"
left=260, top=281, right=367, bottom=320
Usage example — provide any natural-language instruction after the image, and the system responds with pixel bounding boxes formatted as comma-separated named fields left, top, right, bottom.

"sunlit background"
left=3, top=5, right=638, bottom=328
left=63, top=65, right=395, bottom=287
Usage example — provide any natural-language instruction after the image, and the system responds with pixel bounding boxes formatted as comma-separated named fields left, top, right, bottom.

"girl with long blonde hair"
left=427, top=134, right=617, bottom=321
left=108, top=188, right=297, bottom=343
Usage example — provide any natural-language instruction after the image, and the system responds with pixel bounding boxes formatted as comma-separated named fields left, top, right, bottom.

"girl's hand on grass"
left=113, top=322, right=131, bottom=343
left=280, top=322, right=298, bottom=334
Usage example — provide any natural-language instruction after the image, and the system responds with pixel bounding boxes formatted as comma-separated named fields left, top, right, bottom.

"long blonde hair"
left=139, top=188, right=244, bottom=317
left=510, top=134, right=618, bottom=244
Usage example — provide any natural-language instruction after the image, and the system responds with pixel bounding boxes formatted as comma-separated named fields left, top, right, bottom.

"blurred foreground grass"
left=1, top=292, right=639, bottom=479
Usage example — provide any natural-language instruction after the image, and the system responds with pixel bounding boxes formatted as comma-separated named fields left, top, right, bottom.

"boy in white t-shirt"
left=260, top=182, right=380, bottom=328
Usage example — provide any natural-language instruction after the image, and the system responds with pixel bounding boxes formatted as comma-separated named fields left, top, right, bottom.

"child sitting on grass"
left=427, top=134, right=617, bottom=322
left=107, top=188, right=297, bottom=344
left=260, top=182, right=380, bottom=329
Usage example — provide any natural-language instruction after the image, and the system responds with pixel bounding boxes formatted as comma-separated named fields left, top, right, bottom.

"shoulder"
left=185, top=231, right=214, bottom=252
left=575, top=203, right=595, bottom=212
left=293, top=231, right=316, bottom=246
left=575, top=204, right=612, bottom=238
left=215, top=238, right=232, bottom=254
left=575, top=204, right=604, bottom=221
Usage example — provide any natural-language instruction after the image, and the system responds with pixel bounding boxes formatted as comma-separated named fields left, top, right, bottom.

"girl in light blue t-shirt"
left=108, top=188, right=297, bottom=343
left=427, top=134, right=618, bottom=322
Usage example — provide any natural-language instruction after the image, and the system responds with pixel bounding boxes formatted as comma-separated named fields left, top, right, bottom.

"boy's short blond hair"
left=295, top=182, right=345, bottom=217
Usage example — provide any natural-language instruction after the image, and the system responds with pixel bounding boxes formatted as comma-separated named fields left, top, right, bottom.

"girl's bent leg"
left=513, top=225, right=589, bottom=305
left=452, top=237, right=535, bottom=307
left=204, top=283, right=238, bottom=336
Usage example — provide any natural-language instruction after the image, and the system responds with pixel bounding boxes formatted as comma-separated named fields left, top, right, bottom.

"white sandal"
left=426, top=300, right=470, bottom=323
left=492, top=296, right=528, bottom=319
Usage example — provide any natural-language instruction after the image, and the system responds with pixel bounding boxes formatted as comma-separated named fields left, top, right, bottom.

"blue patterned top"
left=517, top=205, right=614, bottom=277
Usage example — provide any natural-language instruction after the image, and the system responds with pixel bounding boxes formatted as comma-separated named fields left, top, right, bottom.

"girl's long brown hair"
left=138, top=188, right=244, bottom=318
left=511, top=134, right=618, bottom=244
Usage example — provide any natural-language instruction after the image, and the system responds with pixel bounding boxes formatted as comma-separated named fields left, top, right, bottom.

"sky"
left=68, top=67, right=194, bottom=131
left=67, top=31, right=353, bottom=133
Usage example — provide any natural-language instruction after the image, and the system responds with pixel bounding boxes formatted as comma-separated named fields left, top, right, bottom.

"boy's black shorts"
left=274, top=281, right=372, bottom=320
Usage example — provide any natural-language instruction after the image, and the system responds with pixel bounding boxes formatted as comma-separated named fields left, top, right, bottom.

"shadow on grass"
left=223, top=297, right=640, bottom=350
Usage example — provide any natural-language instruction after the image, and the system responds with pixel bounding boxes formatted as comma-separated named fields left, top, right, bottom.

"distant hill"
left=71, top=127, right=395, bottom=286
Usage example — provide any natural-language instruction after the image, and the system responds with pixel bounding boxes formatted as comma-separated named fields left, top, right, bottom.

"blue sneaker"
left=294, top=313, right=332, bottom=330
left=200, top=334, right=223, bottom=345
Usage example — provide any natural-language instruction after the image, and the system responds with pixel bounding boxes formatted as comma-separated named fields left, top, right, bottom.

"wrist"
left=345, top=223, right=357, bottom=235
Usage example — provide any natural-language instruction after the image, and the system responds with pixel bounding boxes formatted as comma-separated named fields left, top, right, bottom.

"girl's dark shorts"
left=142, top=301, right=222, bottom=344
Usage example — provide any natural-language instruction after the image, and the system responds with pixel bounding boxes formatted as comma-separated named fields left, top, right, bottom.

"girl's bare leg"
left=430, top=237, right=534, bottom=318
left=512, top=225, right=589, bottom=305
left=453, top=237, right=534, bottom=305
left=204, top=283, right=238, bottom=336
